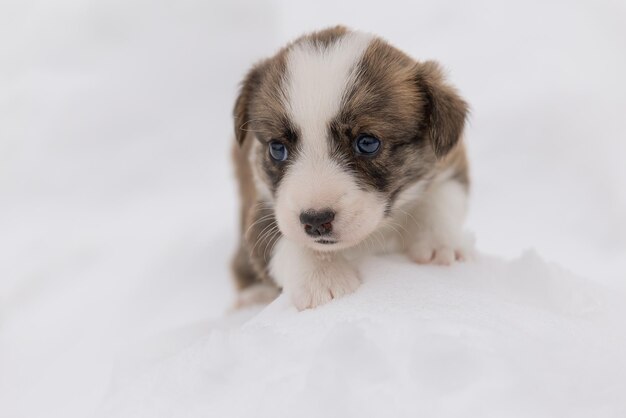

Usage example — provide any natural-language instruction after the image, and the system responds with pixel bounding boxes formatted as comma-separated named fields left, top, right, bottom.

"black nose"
left=300, top=210, right=335, bottom=237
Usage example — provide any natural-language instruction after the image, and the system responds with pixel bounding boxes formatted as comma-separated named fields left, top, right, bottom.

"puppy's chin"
left=303, top=238, right=355, bottom=253
left=281, top=232, right=368, bottom=253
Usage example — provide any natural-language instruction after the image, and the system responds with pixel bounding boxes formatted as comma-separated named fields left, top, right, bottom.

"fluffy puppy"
left=231, top=26, right=472, bottom=310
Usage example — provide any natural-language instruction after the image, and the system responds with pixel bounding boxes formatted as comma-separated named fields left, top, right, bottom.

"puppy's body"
left=232, top=27, right=472, bottom=310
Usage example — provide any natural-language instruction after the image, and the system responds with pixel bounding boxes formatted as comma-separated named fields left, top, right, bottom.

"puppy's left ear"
left=233, top=62, right=266, bottom=145
left=416, top=61, right=468, bottom=158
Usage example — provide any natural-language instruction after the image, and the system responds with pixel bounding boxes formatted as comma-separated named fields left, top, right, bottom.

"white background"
left=1, top=1, right=625, bottom=416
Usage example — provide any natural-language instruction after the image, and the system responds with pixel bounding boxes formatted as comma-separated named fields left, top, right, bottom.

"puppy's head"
left=234, top=26, right=467, bottom=252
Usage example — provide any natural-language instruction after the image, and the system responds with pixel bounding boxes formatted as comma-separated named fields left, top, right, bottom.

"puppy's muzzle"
left=300, top=209, right=335, bottom=237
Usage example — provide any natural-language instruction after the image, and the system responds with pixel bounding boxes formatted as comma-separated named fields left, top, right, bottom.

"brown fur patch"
left=416, top=61, right=469, bottom=158
left=329, top=38, right=433, bottom=197
left=328, top=37, right=468, bottom=210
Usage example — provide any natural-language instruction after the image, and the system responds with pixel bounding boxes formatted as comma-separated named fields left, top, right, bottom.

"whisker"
left=364, top=234, right=375, bottom=254
left=263, top=230, right=282, bottom=262
left=396, top=208, right=421, bottom=230
left=385, top=221, right=406, bottom=249
left=268, top=231, right=282, bottom=259
left=260, top=227, right=280, bottom=261
left=244, top=214, right=275, bottom=236
left=371, top=229, right=385, bottom=252
left=249, top=223, right=278, bottom=255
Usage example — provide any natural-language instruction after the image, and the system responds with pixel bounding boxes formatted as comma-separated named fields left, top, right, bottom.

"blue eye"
left=269, top=141, right=288, bottom=161
left=354, top=135, right=381, bottom=156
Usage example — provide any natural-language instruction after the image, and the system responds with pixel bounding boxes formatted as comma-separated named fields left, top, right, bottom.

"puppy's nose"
left=300, top=209, right=335, bottom=237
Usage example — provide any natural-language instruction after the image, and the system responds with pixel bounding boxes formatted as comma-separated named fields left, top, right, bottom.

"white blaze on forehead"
left=283, top=31, right=373, bottom=153
left=274, top=31, right=385, bottom=248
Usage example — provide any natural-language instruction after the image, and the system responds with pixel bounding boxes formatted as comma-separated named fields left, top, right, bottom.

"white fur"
left=270, top=237, right=360, bottom=310
left=404, top=175, right=473, bottom=265
left=249, top=138, right=273, bottom=201
left=342, top=175, right=471, bottom=260
left=391, top=179, right=429, bottom=210
left=274, top=153, right=385, bottom=251
left=271, top=175, right=472, bottom=309
left=284, top=31, right=373, bottom=154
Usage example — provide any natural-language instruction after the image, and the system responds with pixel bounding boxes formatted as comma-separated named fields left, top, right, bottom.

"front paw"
left=407, top=232, right=474, bottom=266
left=290, top=260, right=361, bottom=310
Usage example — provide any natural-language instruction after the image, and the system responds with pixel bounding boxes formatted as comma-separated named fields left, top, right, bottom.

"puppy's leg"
left=270, top=238, right=360, bottom=310
left=231, top=244, right=280, bottom=308
left=406, top=178, right=474, bottom=265
left=232, top=202, right=281, bottom=308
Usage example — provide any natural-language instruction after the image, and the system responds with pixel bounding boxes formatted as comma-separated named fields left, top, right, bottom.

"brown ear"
left=416, top=61, right=468, bottom=158
left=233, top=63, right=265, bottom=145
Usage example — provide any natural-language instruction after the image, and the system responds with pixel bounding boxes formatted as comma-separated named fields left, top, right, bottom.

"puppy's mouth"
left=315, top=239, right=337, bottom=245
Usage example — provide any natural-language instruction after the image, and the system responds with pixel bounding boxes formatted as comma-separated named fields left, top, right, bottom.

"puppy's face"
left=235, top=27, right=467, bottom=252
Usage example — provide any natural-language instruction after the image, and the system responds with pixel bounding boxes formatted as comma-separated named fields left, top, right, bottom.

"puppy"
left=231, top=26, right=472, bottom=310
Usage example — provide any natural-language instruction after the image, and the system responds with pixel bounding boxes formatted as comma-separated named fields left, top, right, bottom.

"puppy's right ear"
left=415, top=61, right=468, bottom=159
left=233, top=63, right=265, bottom=145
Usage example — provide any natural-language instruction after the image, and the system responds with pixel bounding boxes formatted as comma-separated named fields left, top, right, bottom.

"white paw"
left=290, top=260, right=361, bottom=311
left=408, top=232, right=474, bottom=266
